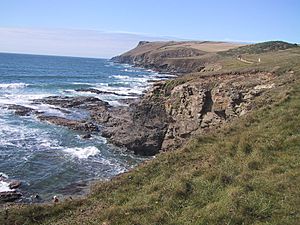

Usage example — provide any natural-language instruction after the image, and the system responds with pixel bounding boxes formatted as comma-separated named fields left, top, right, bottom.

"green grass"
left=219, top=41, right=298, bottom=56
left=1, top=48, right=300, bottom=225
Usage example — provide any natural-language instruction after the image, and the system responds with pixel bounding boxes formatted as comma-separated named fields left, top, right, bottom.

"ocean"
left=0, top=53, right=170, bottom=202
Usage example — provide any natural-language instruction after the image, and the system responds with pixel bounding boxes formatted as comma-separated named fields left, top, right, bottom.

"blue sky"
left=0, top=0, right=299, bottom=57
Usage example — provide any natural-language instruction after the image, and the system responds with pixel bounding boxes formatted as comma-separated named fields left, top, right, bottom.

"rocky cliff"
left=6, top=41, right=298, bottom=156
left=159, top=70, right=277, bottom=151
left=105, top=41, right=297, bottom=155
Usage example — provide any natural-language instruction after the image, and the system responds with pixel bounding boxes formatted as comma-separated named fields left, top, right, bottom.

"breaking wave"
left=0, top=83, right=28, bottom=89
left=63, top=146, right=100, bottom=159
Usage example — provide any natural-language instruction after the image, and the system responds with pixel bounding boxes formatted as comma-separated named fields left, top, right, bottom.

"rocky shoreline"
left=4, top=69, right=277, bottom=157
left=0, top=68, right=281, bottom=202
left=1, top=41, right=289, bottom=203
left=0, top=174, right=22, bottom=203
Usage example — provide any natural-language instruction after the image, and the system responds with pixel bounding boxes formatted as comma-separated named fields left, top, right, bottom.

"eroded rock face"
left=100, top=97, right=168, bottom=156
left=161, top=71, right=275, bottom=151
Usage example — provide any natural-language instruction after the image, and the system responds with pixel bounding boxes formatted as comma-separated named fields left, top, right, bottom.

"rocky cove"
left=1, top=41, right=294, bottom=203
left=5, top=70, right=277, bottom=157
left=0, top=68, right=279, bottom=203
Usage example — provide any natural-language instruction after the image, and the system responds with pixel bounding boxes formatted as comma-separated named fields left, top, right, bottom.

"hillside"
left=1, top=42, right=300, bottom=224
left=219, top=41, right=298, bottom=56
left=112, top=41, right=244, bottom=74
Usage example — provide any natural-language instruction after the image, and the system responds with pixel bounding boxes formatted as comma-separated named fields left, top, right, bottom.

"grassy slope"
left=219, top=41, right=298, bottom=56
left=117, top=41, right=244, bottom=58
left=1, top=47, right=300, bottom=225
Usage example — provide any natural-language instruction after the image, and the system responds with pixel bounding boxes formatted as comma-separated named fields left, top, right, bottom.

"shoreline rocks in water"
left=0, top=175, right=22, bottom=203
left=5, top=69, right=278, bottom=157
left=6, top=105, right=35, bottom=116
left=0, top=191, right=22, bottom=203
left=37, top=115, right=99, bottom=132
left=75, top=88, right=141, bottom=97
left=33, top=96, right=110, bottom=109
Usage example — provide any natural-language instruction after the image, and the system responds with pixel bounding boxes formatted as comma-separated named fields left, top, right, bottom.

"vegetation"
left=219, top=41, right=298, bottom=56
left=1, top=43, right=300, bottom=225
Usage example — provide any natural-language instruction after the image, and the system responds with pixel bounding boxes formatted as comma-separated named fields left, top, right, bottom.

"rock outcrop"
left=160, top=71, right=275, bottom=150
left=101, top=97, right=168, bottom=156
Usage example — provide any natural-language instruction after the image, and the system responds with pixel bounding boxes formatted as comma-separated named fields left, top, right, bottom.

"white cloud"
left=0, top=27, right=170, bottom=58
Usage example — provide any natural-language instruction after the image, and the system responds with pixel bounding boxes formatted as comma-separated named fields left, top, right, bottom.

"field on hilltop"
left=112, top=41, right=245, bottom=74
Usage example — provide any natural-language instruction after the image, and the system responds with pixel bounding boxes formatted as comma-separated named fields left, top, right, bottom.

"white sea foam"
left=107, top=100, right=128, bottom=107
left=0, top=181, right=13, bottom=192
left=0, top=83, right=28, bottom=89
left=0, top=93, right=52, bottom=106
left=63, top=146, right=100, bottom=159
left=112, top=75, right=130, bottom=80
left=123, top=68, right=140, bottom=72
left=0, top=172, right=8, bottom=179
left=94, top=84, right=146, bottom=96
left=31, top=103, right=67, bottom=117
left=121, top=64, right=132, bottom=68
left=72, top=82, right=108, bottom=86
left=0, top=93, right=67, bottom=117
left=0, top=172, right=13, bottom=192
left=0, top=120, right=60, bottom=150
left=111, top=75, right=151, bottom=83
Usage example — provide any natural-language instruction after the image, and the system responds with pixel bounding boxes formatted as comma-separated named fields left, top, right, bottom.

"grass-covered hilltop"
left=1, top=40, right=300, bottom=225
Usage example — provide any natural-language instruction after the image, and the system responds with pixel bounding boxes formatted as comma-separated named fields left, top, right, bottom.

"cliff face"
left=106, top=41, right=298, bottom=155
left=112, top=41, right=244, bottom=74
left=84, top=69, right=279, bottom=156
left=140, top=70, right=276, bottom=152
left=160, top=71, right=276, bottom=150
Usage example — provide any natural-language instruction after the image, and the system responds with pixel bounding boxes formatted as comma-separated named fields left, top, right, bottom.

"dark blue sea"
left=0, top=53, right=171, bottom=202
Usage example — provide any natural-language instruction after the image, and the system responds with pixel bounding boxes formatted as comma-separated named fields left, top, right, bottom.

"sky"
left=0, top=0, right=299, bottom=58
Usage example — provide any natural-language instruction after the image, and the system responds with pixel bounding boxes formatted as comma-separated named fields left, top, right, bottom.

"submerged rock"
left=6, top=104, right=35, bottom=116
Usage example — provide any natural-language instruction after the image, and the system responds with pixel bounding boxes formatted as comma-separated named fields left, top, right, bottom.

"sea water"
left=0, top=53, right=172, bottom=202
